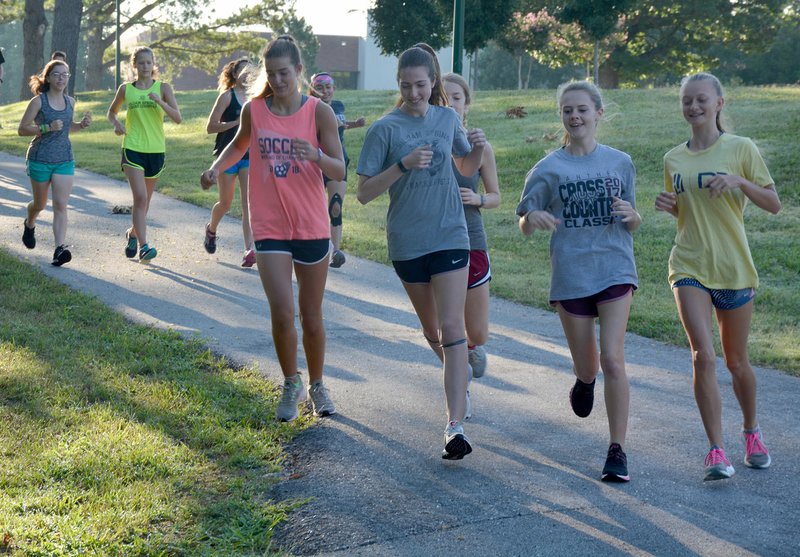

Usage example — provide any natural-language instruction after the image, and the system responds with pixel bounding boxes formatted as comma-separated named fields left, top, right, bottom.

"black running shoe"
left=22, top=220, right=36, bottom=249
left=125, top=228, right=137, bottom=258
left=204, top=224, right=217, bottom=254
left=442, top=420, right=472, bottom=460
left=51, top=245, right=72, bottom=267
left=569, top=377, right=595, bottom=418
left=601, top=443, right=630, bottom=482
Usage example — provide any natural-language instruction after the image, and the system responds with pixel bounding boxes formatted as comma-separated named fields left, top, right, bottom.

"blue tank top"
left=453, top=160, right=488, bottom=251
left=26, top=93, right=74, bottom=164
left=213, top=89, right=248, bottom=160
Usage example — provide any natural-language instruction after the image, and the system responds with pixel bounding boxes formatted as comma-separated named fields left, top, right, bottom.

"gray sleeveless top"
left=453, top=160, right=488, bottom=251
left=26, top=93, right=74, bottom=164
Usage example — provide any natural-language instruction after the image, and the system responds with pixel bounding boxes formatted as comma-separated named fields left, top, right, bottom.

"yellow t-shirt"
left=663, top=133, right=773, bottom=289
left=122, top=81, right=165, bottom=153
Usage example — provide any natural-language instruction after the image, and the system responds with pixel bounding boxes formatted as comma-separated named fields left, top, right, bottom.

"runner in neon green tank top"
left=107, top=46, right=182, bottom=262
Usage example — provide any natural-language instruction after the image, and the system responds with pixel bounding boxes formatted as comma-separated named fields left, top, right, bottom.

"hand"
left=49, top=119, right=64, bottom=132
left=524, top=210, right=561, bottom=231
left=403, top=144, right=433, bottom=170
left=200, top=168, right=218, bottom=190
left=113, top=120, right=126, bottom=136
left=706, top=174, right=741, bottom=198
left=654, top=191, right=677, bottom=212
left=354, top=116, right=366, bottom=128
left=148, top=92, right=162, bottom=104
left=80, top=111, right=92, bottom=129
left=610, top=196, right=639, bottom=223
left=467, top=128, right=486, bottom=149
left=459, top=187, right=480, bottom=206
left=292, top=138, right=320, bottom=162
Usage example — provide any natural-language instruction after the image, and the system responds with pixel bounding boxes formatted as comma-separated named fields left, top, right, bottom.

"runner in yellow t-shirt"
left=656, top=72, right=781, bottom=482
left=107, top=46, right=182, bottom=261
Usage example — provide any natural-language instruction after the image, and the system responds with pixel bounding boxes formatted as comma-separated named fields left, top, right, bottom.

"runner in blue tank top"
left=201, top=58, right=256, bottom=267
left=17, top=59, right=92, bottom=266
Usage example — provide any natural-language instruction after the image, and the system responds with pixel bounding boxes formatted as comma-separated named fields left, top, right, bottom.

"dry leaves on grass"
left=505, top=106, right=527, bottom=118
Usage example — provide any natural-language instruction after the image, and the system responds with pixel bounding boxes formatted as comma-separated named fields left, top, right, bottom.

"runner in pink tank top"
left=201, top=35, right=345, bottom=423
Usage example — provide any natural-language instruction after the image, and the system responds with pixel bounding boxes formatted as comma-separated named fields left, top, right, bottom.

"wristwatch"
left=397, top=159, right=409, bottom=173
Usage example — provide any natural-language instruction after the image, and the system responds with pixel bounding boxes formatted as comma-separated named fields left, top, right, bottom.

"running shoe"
left=22, top=220, right=36, bottom=249
left=569, top=377, right=596, bottom=418
left=277, top=374, right=307, bottom=422
left=330, top=249, right=346, bottom=268
left=468, top=345, right=488, bottom=378
left=704, top=446, right=735, bottom=481
left=125, top=228, right=137, bottom=258
left=743, top=428, right=771, bottom=469
left=601, top=442, right=630, bottom=482
left=204, top=224, right=217, bottom=254
left=308, top=380, right=336, bottom=417
left=241, top=249, right=256, bottom=268
left=138, top=243, right=157, bottom=262
left=51, top=245, right=72, bottom=267
left=442, top=420, right=472, bottom=460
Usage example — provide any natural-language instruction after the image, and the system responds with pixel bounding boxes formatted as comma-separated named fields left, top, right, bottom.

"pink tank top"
left=248, top=95, right=328, bottom=241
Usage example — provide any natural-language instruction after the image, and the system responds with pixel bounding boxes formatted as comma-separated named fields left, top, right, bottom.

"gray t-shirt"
left=453, top=160, right=488, bottom=251
left=26, top=93, right=74, bottom=164
left=515, top=144, right=638, bottom=301
left=357, top=105, right=471, bottom=261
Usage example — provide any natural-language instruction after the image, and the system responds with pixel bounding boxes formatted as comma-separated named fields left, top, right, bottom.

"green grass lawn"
left=0, top=250, right=304, bottom=555
left=1, top=86, right=798, bottom=373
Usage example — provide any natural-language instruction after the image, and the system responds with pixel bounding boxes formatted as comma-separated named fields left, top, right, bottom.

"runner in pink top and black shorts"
left=201, top=35, right=345, bottom=423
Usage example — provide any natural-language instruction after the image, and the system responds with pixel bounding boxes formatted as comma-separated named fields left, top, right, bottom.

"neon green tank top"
left=122, top=81, right=165, bottom=153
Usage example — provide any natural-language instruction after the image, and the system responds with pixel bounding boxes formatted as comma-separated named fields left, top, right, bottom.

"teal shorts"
left=27, top=160, right=75, bottom=182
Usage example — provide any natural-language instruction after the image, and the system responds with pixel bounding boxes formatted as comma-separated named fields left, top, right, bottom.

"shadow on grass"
left=0, top=248, right=303, bottom=555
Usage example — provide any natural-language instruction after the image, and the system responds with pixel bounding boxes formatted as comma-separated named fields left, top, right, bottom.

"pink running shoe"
left=704, top=446, right=735, bottom=481
left=743, top=429, right=771, bottom=469
left=241, top=249, right=256, bottom=268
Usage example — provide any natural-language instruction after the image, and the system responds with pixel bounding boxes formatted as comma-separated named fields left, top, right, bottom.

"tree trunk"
left=85, top=21, right=112, bottom=91
left=52, top=0, right=83, bottom=95
left=525, top=56, right=534, bottom=89
left=593, top=40, right=600, bottom=84
left=517, top=53, right=523, bottom=90
left=599, top=64, right=620, bottom=89
left=471, top=48, right=478, bottom=90
left=20, top=0, right=47, bottom=101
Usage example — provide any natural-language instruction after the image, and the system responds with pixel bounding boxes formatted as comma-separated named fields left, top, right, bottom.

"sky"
left=208, top=0, right=371, bottom=37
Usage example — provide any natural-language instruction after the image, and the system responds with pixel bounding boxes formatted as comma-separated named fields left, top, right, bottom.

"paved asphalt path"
left=1, top=151, right=798, bottom=556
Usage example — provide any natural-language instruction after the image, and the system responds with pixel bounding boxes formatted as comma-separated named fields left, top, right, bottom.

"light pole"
left=115, top=0, right=121, bottom=88
left=452, top=0, right=464, bottom=75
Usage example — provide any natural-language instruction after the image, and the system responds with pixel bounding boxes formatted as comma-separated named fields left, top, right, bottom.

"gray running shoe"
left=743, top=428, right=771, bottom=469
left=277, top=375, right=307, bottom=422
left=704, top=446, right=735, bottom=481
left=442, top=420, right=472, bottom=460
left=468, top=345, right=487, bottom=378
left=308, top=380, right=336, bottom=417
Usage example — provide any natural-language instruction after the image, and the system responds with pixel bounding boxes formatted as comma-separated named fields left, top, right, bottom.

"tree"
left=368, top=0, right=516, bottom=57
left=498, top=9, right=585, bottom=89
left=368, top=0, right=452, bottom=55
left=20, top=0, right=47, bottom=101
left=604, top=0, right=786, bottom=86
left=0, top=0, right=24, bottom=25
left=80, top=0, right=290, bottom=91
left=558, top=0, right=633, bottom=84
left=51, top=0, right=83, bottom=95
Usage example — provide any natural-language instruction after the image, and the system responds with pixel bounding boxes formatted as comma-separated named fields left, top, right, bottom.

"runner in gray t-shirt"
left=517, top=81, right=640, bottom=483
left=356, top=44, right=485, bottom=461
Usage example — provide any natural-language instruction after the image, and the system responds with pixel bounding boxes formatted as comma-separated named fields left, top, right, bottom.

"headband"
left=311, top=73, right=334, bottom=87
